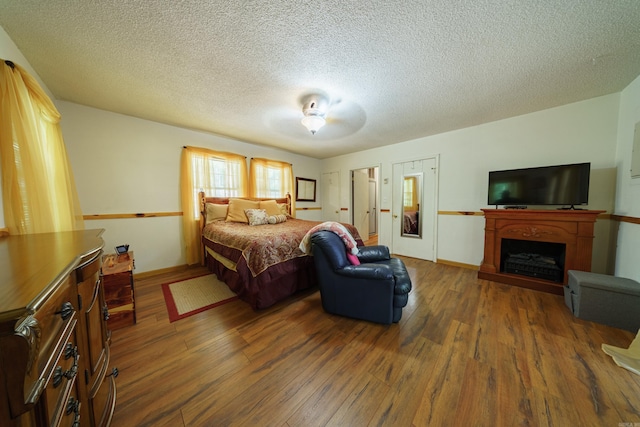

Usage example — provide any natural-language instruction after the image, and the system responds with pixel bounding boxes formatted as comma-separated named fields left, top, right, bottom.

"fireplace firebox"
left=478, top=209, right=603, bottom=294
left=501, top=239, right=565, bottom=282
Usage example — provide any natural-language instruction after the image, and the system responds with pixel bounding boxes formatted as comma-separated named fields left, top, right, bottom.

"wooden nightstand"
left=101, top=251, right=136, bottom=330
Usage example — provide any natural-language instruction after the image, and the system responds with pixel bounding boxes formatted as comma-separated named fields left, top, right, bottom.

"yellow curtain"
left=180, top=146, right=248, bottom=265
left=0, top=59, right=84, bottom=234
left=249, top=157, right=295, bottom=215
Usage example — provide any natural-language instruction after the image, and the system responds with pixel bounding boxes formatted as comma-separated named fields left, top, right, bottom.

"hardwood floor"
left=109, top=258, right=640, bottom=426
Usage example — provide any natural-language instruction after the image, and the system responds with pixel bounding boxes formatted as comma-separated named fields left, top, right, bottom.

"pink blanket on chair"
left=299, top=221, right=359, bottom=255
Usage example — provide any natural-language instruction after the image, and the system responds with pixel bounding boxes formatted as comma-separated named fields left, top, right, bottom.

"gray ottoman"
left=565, top=270, right=640, bottom=332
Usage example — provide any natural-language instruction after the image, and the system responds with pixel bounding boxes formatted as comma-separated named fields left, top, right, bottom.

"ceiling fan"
left=268, top=90, right=366, bottom=140
left=301, top=93, right=330, bottom=135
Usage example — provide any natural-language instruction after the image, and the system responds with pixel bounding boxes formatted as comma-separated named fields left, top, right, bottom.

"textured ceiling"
left=1, top=1, right=639, bottom=159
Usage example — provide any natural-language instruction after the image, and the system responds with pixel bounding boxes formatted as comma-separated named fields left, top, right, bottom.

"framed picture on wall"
left=296, top=177, right=316, bottom=202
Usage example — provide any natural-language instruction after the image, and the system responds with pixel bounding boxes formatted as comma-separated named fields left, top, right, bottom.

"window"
left=249, top=158, right=294, bottom=200
left=255, top=165, right=282, bottom=198
left=180, top=146, right=247, bottom=264
left=189, top=154, right=246, bottom=218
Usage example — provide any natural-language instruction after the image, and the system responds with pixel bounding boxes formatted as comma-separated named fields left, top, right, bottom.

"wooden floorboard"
left=109, top=258, right=640, bottom=426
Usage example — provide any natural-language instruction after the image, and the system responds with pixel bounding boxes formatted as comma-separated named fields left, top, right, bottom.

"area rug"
left=162, top=274, right=238, bottom=322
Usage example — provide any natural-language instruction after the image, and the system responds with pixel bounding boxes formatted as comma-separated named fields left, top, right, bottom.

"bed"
left=199, top=192, right=362, bottom=309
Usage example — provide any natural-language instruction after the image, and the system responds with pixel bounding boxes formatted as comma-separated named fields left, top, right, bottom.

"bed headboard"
left=198, top=192, right=292, bottom=230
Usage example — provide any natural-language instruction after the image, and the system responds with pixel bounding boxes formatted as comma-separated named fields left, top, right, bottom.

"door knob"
left=393, top=214, right=398, bottom=218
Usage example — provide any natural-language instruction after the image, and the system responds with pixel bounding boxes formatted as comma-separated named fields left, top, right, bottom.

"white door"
left=352, top=169, right=370, bottom=241
left=321, top=171, right=341, bottom=222
left=392, top=158, right=437, bottom=260
left=368, top=179, right=377, bottom=235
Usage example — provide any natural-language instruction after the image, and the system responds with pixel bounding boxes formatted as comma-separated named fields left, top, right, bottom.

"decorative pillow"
left=226, top=198, right=260, bottom=223
left=277, top=202, right=290, bottom=217
left=205, top=203, right=228, bottom=224
left=346, top=252, right=361, bottom=266
left=267, top=214, right=287, bottom=224
left=259, top=200, right=282, bottom=216
left=245, top=209, right=269, bottom=226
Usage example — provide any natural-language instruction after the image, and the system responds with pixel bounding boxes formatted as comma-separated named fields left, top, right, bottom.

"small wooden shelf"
left=102, top=251, right=136, bottom=330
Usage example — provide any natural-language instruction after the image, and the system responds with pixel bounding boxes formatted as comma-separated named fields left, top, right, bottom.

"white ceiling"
left=1, top=1, right=639, bottom=159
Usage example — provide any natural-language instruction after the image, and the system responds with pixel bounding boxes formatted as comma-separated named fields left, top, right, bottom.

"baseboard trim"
left=134, top=264, right=191, bottom=279
left=436, top=258, right=479, bottom=270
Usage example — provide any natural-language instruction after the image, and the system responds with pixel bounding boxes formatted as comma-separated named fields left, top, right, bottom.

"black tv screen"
left=488, top=162, right=590, bottom=206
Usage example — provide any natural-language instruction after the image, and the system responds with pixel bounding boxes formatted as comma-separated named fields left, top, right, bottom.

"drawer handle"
left=52, top=355, right=78, bottom=388
left=107, top=367, right=119, bottom=378
left=64, top=343, right=78, bottom=360
left=66, top=396, right=79, bottom=416
left=55, top=301, right=74, bottom=320
left=53, top=366, right=64, bottom=387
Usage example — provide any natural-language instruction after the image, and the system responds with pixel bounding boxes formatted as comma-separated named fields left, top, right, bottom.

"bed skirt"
left=204, top=246, right=318, bottom=309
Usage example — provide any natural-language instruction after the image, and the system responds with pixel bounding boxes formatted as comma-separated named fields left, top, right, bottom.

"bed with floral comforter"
left=200, top=194, right=361, bottom=309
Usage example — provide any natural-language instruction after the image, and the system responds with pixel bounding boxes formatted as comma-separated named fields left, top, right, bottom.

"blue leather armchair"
left=310, top=231, right=412, bottom=324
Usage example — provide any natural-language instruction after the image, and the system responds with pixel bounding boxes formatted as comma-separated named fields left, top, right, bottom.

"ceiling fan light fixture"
left=301, top=114, right=326, bottom=134
left=301, top=94, right=329, bottom=135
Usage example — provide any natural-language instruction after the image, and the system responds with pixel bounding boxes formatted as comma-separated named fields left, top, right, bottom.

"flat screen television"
left=488, top=162, right=590, bottom=207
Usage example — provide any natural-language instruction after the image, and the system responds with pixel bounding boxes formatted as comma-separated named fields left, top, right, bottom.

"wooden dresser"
left=0, top=230, right=117, bottom=427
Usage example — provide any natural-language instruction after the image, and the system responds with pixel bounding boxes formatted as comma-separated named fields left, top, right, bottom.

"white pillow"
left=245, top=209, right=269, bottom=226
left=268, top=214, right=287, bottom=224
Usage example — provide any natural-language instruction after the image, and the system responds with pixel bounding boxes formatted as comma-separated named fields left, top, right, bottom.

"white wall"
left=58, top=101, right=322, bottom=273
left=614, top=74, right=640, bottom=281
left=2, top=24, right=637, bottom=277
left=321, top=94, right=620, bottom=267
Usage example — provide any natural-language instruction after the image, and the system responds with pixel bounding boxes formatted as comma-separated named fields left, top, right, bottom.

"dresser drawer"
left=76, top=250, right=102, bottom=283
left=42, top=329, right=80, bottom=427
left=21, top=276, right=77, bottom=406
left=103, top=272, right=133, bottom=305
left=107, top=307, right=135, bottom=331
left=59, top=392, right=81, bottom=427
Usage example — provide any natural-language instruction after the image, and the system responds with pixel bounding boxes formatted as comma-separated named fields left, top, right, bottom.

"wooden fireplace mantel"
left=478, top=208, right=605, bottom=294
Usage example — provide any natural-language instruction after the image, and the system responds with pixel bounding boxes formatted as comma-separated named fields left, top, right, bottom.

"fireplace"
left=478, top=209, right=603, bottom=294
left=501, top=239, right=565, bottom=282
